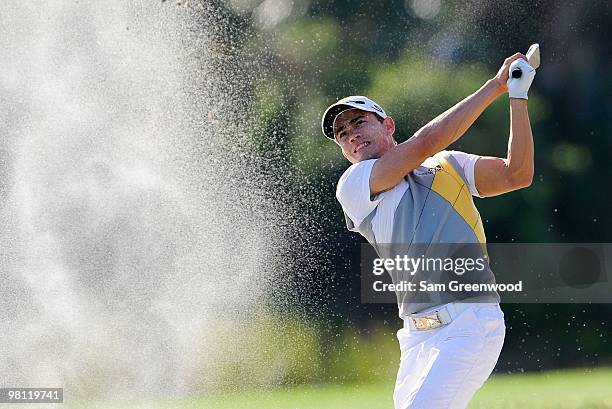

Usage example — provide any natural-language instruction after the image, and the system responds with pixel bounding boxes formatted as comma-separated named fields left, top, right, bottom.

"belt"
left=404, top=302, right=475, bottom=331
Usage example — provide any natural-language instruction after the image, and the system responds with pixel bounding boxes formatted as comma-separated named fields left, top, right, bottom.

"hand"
left=507, top=59, right=536, bottom=99
left=491, top=53, right=528, bottom=94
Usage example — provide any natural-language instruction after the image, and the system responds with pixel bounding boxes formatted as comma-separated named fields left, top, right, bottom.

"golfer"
left=322, top=53, right=536, bottom=409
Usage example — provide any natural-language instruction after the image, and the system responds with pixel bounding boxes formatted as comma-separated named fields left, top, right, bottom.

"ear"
left=383, top=116, right=395, bottom=137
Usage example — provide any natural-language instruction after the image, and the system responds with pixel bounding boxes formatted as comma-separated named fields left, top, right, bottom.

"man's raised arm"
left=370, top=53, right=526, bottom=196
left=473, top=97, right=535, bottom=197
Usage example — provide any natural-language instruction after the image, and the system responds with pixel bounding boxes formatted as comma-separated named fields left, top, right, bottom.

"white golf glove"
left=507, top=58, right=536, bottom=99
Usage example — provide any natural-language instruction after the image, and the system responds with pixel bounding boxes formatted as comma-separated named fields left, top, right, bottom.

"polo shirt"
left=337, top=150, right=500, bottom=316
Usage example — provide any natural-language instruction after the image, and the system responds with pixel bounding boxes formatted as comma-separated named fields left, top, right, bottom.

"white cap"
left=321, top=96, right=388, bottom=140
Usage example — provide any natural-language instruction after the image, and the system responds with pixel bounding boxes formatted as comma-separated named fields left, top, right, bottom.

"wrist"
left=510, top=98, right=528, bottom=105
left=486, top=78, right=506, bottom=97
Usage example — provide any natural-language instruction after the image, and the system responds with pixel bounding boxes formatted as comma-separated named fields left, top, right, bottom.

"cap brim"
left=321, top=104, right=356, bottom=140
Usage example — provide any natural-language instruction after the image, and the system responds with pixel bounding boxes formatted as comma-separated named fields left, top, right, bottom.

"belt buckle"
left=411, top=312, right=444, bottom=331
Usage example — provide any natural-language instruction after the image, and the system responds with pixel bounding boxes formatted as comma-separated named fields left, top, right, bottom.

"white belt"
left=404, top=302, right=475, bottom=331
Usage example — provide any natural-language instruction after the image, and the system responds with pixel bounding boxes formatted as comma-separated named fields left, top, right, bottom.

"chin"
left=355, top=150, right=379, bottom=162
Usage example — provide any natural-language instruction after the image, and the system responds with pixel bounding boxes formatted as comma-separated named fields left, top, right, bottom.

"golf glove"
left=507, top=58, right=536, bottom=99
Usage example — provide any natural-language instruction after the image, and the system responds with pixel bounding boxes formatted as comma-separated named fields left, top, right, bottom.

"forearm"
left=410, top=79, right=504, bottom=155
left=370, top=79, right=504, bottom=195
left=505, top=99, right=534, bottom=184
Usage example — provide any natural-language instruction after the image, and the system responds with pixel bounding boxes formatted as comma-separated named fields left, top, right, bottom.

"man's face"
left=333, top=109, right=396, bottom=164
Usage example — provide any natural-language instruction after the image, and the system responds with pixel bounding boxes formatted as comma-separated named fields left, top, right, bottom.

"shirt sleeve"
left=336, top=159, right=382, bottom=228
left=445, top=150, right=484, bottom=198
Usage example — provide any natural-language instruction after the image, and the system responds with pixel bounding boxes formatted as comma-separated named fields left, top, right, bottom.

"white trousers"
left=394, top=303, right=505, bottom=409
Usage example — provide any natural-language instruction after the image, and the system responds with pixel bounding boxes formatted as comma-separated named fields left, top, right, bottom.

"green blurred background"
left=174, top=0, right=611, bottom=406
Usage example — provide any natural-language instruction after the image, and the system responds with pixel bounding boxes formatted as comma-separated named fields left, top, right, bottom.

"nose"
left=348, top=128, right=361, bottom=143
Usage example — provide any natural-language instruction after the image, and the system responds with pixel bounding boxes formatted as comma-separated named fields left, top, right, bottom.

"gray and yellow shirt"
left=337, top=150, right=500, bottom=317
